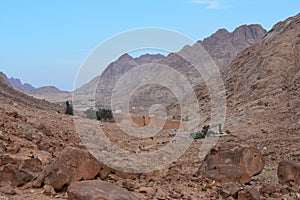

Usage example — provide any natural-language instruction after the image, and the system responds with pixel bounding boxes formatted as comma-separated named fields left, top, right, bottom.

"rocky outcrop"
left=197, top=145, right=264, bottom=184
left=0, top=154, right=42, bottom=187
left=278, top=160, right=300, bottom=185
left=32, top=147, right=101, bottom=191
left=0, top=164, right=33, bottom=187
left=67, top=180, right=138, bottom=200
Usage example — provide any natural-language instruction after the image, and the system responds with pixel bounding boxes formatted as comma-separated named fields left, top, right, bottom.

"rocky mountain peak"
left=232, top=24, right=267, bottom=44
left=205, top=28, right=231, bottom=42
left=135, top=53, right=165, bottom=64
left=116, top=53, right=134, bottom=63
left=198, top=24, right=266, bottom=68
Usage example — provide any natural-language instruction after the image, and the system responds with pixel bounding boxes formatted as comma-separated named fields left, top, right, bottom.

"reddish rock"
left=278, top=160, right=300, bottom=185
left=139, top=186, right=156, bottom=196
left=43, top=185, right=56, bottom=196
left=32, top=146, right=101, bottom=191
left=0, top=183, right=16, bottom=195
left=21, top=158, right=42, bottom=173
left=67, top=180, right=138, bottom=200
left=238, top=186, right=260, bottom=200
left=221, top=182, right=242, bottom=198
left=6, top=145, right=20, bottom=154
left=259, top=184, right=281, bottom=195
left=0, top=164, right=33, bottom=186
left=197, top=145, right=264, bottom=184
left=38, top=124, right=53, bottom=137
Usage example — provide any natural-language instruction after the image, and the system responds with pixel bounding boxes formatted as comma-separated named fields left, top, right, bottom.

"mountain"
left=0, top=72, right=65, bottom=111
left=73, top=53, right=165, bottom=110
left=29, top=86, right=69, bottom=94
left=198, top=24, right=266, bottom=68
left=168, top=13, right=300, bottom=134
left=76, top=24, right=266, bottom=111
left=222, top=13, right=300, bottom=133
left=8, top=76, right=69, bottom=95
left=9, top=77, right=35, bottom=93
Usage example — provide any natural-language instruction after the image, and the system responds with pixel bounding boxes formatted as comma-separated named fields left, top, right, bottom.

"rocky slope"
left=223, top=13, right=300, bottom=134
left=0, top=73, right=65, bottom=112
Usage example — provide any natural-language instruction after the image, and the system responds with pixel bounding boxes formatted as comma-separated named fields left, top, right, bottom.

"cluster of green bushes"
left=85, top=108, right=113, bottom=121
left=190, top=125, right=209, bottom=139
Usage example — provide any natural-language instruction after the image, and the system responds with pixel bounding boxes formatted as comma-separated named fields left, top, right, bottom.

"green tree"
left=65, top=101, right=74, bottom=115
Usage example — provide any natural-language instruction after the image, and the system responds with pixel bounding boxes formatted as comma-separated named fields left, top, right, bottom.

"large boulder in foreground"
left=197, top=145, right=264, bottom=184
left=278, top=160, right=300, bottom=185
left=0, top=154, right=41, bottom=187
left=33, top=146, right=101, bottom=191
left=67, top=180, right=138, bottom=200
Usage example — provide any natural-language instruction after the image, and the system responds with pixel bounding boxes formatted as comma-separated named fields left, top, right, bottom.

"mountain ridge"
left=81, top=24, right=266, bottom=111
left=8, top=76, right=69, bottom=94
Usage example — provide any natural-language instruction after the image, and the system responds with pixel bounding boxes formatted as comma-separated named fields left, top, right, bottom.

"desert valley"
left=0, top=11, right=299, bottom=200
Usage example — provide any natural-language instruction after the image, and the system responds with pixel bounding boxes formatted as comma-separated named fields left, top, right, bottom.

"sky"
left=0, top=0, right=299, bottom=91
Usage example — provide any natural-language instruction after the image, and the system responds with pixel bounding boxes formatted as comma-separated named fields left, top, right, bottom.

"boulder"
left=43, top=185, right=56, bottom=196
left=139, top=186, right=156, bottom=196
left=221, top=182, right=242, bottom=198
left=197, top=145, right=264, bottom=184
left=67, top=180, right=138, bottom=200
left=0, top=183, right=16, bottom=195
left=0, top=154, right=42, bottom=186
left=278, top=160, right=300, bottom=185
left=32, top=146, right=101, bottom=191
left=259, top=184, right=281, bottom=195
left=238, top=186, right=260, bottom=200
left=0, top=164, right=33, bottom=186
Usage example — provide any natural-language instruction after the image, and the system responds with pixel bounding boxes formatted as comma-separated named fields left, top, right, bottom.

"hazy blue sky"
left=0, top=0, right=299, bottom=91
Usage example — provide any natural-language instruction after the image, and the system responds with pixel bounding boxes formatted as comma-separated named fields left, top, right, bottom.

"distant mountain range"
left=4, top=23, right=267, bottom=111
left=8, top=77, right=69, bottom=94
left=73, top=24, right=266, bottom=111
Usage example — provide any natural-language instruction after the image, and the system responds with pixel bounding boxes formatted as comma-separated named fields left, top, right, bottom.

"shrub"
left=225, top=130, right=231, bottom=134
left=190, top=131, right=205, bottom=139
left=96, top=108, right=113, bottom=121
left=182, top=116, right=189, bottom=121
left=190, top=125, right=212, bottom=140
left=85, top=108, right=97, bottom=119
